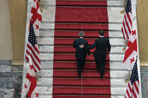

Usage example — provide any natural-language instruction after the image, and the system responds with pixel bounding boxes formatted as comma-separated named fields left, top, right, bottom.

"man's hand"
left=79, top=44, right=84, bottom=48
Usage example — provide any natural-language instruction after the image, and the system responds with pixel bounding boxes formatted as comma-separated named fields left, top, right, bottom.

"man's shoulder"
left=75, top=38, right=88, bottom=42
left=74, top=38, right=80, bottom=41
left=95, top=38, right=99, bottom=41
left=83, top=39, right=88, bottom=44
left=74, top=38, right=84, bottom=42
left=100, top=37, right=108, bottom=40
left=97, top=37, right=109, bottom=42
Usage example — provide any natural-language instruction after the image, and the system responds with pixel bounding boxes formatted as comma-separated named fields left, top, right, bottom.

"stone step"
left=38, top=95, right=124, bottom=98
left=40, top=0, right=124, bottom=7
left=40, top=61, right=127, bottom=70
left=37, top=78, right=127, bottom=87
left=36, top=69, right=129, bottom=79
left=39, top=30, right=123, bottom=38
left=41, top=6, right=124, bottom=23
left=37, top=37, right=125, bottom=46
left=26, top=0, right=129, bottom=98
left=39, top=53, right=124, bottom=61
left=37, top=86, right=126, bottom=95
left=40, top=23, right=122, bottom=31
left=39, top=46, right=124, bottom=54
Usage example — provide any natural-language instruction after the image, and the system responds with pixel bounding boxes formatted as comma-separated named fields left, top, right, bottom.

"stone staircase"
left=26, top=0, right=129, bottom=98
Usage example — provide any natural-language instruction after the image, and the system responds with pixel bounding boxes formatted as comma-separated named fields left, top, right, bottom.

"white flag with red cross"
left=123, top=27, right=138, bottom=70
left=29, top=0, right=42, bottom=36
left=22, top=56, right=39, bottom=98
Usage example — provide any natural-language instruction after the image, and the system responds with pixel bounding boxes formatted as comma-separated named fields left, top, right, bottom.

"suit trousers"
left=76, top=58, right=85, bottom=79
left=95, top=56, right=106, bottom=78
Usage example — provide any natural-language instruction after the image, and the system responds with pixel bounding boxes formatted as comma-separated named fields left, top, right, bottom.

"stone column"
left=137, top=0, right=148, bottom=66
left=9, top=0, right=27, bottom=65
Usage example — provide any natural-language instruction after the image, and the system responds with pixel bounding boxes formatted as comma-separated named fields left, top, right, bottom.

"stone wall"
left=141, top=67, right=148, bottom=98
left=0, top=0, right=12, bottom=60
left=0, top=61, right=23, bottom=98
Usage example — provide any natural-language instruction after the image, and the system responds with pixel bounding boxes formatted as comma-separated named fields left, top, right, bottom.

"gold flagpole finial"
left=40, top=8, right=43, bottom=13
left=125, top=71, right=131, bottom=83
left=120, top=10, right=125, bottom=14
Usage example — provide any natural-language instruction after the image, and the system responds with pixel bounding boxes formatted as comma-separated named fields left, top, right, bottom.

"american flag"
left=125, top=60, right=140, bottom=98
left=25, top=22, right=41, bottom=72
left=121, top=0, right=132, bottom=40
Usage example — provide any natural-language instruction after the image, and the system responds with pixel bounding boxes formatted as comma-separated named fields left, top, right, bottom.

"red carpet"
left=53, top=0, right=111, bottom=97
left=54, top=62, right=110, bottom=69
left=54, top=31, right=109, bottom=38
left=53, top=96, right=110, bottom=98
left=54, top=38, right=110, bottom=45
left=54, top=54, right=110, bottom=61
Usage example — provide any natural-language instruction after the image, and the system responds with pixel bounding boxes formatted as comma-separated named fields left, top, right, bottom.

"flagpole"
left=21, top=0, right=32, bottom=98
left=131, top=0, right=142, bottom=97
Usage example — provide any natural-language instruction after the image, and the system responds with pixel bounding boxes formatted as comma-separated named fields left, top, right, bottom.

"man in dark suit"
left=73, top=31, right=90, bottom=79
left=80, top=30, right=111, bottom=78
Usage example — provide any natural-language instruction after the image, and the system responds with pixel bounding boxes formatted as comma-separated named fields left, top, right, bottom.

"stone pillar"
left=9, top=0, right=27, bottom=65
left=137, top=0, right=148, bottom=66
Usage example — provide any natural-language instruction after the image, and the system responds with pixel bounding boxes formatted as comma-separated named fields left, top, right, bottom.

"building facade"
left=0, top=0, right=148, bottom=97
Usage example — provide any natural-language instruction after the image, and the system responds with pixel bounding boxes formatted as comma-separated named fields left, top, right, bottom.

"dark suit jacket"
left=88, top=37, right=111, bottom=59
left=73, top=38, right=90, bottom=60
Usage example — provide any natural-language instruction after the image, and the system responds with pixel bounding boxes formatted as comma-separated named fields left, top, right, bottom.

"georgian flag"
left=22, top=56, right=39, bottom=98
left=122, top=0, right=139, bottom=71
left=30, top=0, right=42, bottom=36
left=123, top=20, right=138, bottom=70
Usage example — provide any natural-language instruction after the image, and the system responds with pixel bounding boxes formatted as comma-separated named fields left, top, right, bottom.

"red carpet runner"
left=53, top=0, right=111, bottom=98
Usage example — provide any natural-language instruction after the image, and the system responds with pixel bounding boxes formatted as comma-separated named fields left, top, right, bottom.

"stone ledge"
left=141, top=72, right=148, bottom=98
left=0, top=60, right=11, bottom=72
left=11, top=66, right=23, bottom=72
left=140, top=66, right=148, bottom=73
left=0, top=65, right=11, bottom=72
left=0, top=60, right=11, bottom=65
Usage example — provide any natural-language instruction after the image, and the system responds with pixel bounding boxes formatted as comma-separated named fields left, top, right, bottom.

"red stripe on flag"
left=30, top=54, right=40, bottom=72
left=26, top=47, right=41, bottom=72
left=134, top=82, right=139, bottom=94
left=121, top=12, right=132, bottom=40
left=126, top=13, right=132, bottom=25
left=27, top=43, right=40, bottom=62
left=121, top=28, right=126, bottom=39
left=125, top=14, right=131, bottom=34
left=122, top=20, right=129, bottom=39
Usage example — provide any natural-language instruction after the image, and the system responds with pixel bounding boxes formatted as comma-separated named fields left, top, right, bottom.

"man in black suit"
left=73, top=31, right=90, bottom=79
left=80, top=30, right=111, bottom=78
